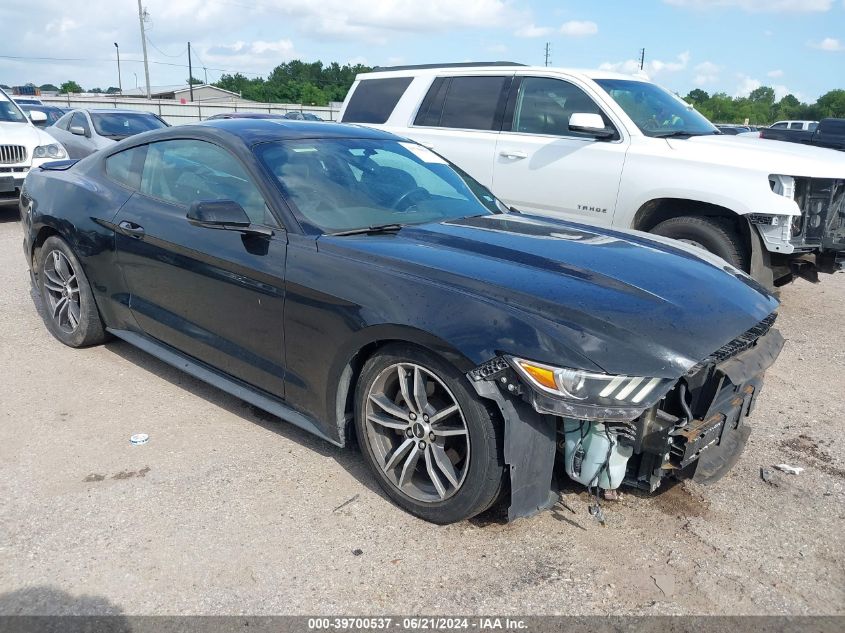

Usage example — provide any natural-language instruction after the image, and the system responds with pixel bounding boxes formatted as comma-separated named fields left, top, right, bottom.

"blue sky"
left=2, top=0, right=843, bottom=101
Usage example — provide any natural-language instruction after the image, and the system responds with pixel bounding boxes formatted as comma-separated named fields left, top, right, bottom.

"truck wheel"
left=651, top=216, right=749, bottom=271
left=354, top=344, right=505, bottom=524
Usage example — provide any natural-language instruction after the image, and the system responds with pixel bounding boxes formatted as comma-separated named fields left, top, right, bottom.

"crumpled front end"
left=468, top=312, right=785, bottom=521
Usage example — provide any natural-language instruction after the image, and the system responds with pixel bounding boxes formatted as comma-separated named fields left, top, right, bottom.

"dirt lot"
left=0, top=207, right=843, bottom=616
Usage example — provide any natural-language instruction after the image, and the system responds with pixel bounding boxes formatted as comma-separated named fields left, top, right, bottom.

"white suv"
left=339, top=63, right=845, bottom=287
left=0, top=88, right=68, bottom=207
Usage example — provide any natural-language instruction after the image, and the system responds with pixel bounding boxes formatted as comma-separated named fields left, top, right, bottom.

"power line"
left=145, top=36, right=187, bottom=58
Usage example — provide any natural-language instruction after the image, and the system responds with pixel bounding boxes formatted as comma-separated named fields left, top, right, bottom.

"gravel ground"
left=0, top=208, right=843, bottom=616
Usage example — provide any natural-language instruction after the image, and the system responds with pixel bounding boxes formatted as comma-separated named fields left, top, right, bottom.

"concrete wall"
left=40, top=95, right=340, bottom=125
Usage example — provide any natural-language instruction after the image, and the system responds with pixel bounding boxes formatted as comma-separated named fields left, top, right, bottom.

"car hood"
left=0, top=120, right=55, bottom=148
left=667, top=134, right=845, bottom=179
left=321, top=213, right=779, bottom=378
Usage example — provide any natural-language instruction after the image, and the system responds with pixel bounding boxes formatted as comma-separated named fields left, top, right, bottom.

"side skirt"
left=108, top=328, right=340, bottom=447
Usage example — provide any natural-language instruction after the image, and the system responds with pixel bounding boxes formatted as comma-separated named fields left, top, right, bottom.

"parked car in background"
left=284, top=111, right=324, bottom=121
left=760, top=118, right=845, bottom=152
left=19, top=104, right=66, bottom=127
left=770, top=120, right=818, bottom=132
left=19, top=119, right=783, bottom=523
left=12, top=97, right=44, bottom=106
left=206, top=112, right=288, bottom=120
left=0, top=87, right=67, bottom=207
left=340, top=63, right=845, bottom=287
left=47, top=109, right=169, bottom=158
left=715, top=124, right=751, bottom=135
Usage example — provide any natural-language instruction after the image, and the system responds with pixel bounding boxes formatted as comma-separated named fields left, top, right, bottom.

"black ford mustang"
left=19, top=120, right=784, bottom=524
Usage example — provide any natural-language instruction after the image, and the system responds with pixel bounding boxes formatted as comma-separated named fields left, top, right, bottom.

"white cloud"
left=559, top=20, right=599, bottom=36
left=693, top=61, right=720, bottom=85
left=734, top=75, right=762, bottom=97
left=809, top=37, right=844, bottom=51
left=767, top=69, right=784, bottom=78
left=664, top=0, right=833, bottom=12
left=45, top=18, right=79, bottom=35
left=599, top=51, right=689, bottom=77
left=515, top=24, right=553, bottom=38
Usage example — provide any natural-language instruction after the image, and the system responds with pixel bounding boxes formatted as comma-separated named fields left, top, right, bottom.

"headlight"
left=510, top=357, right=675, bottom=421
left=33, top=144, right=67, bottom=159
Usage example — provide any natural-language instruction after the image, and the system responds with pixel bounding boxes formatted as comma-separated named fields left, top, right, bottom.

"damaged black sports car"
left=19, top=120, right=784, bottom=523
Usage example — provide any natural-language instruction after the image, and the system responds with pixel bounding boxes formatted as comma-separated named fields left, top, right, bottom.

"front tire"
left=37, top=236, right=107, bottom=348
left=354, top=344, right=505, bottom=524
left=651, top=216, right=749, bottom=271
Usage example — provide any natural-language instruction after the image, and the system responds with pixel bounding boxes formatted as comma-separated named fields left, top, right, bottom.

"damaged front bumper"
left=468, top=316, right=786, bottom=521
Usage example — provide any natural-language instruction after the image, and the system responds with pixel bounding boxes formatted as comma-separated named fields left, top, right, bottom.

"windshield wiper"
left=653, top=130, right=720, bottom=138
left=328, top=223, right=405, bottom=237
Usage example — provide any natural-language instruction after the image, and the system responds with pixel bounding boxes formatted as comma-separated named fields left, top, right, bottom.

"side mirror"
left=569, top=113, right=615, bottom=139
left=29, top=110, right=48, bottom=124
left=187, top=200, right=273, bottom=237
left=69, top=125, right=87, bottom=137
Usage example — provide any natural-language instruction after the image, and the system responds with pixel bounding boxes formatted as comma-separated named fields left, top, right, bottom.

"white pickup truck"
left=339, top=63, right=845, bottom=287
left=0, top=87, right=68, bottom=207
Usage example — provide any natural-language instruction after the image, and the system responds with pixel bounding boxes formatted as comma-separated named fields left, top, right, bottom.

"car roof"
left=357, top=64, right=644, bottom=83
left=183, top=118, right=399, bottom=145
left=73, top=108, right=160, bottom=115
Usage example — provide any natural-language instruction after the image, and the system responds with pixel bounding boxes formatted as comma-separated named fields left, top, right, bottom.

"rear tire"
left=651, top=216, right=749, bottom=271
left=37, top=236, right=107, bottom=348
left=354, top=344, right=505, bottom=524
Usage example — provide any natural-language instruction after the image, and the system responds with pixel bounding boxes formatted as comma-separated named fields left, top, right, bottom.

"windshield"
left=255, top=138, right=504, bottom=233
left=595, top=79, right=718, bottom=137
left=91, top=112, right=167, bottom=138
left=0, top=93, right=27, bottom=123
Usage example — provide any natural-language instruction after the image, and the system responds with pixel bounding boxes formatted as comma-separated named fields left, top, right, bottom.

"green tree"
left=815, top=89, right=845, bottom=118
left=186, top=76, right=203, bottom=85
left=59, top=80, right=83, bottom=94
left=39, top=83, right=59, bottom=92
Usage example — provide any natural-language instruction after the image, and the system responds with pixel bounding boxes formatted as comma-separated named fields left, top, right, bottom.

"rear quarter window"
left=414, top=76, right=510, bottom=131
left=105, top=145, right=148, bottom=190
left=342, top=77, right=413, bottom=124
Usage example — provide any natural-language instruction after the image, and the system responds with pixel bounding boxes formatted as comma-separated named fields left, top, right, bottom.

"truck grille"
left=0, top=145, right=27, bottom=165
left=791, top=178, right=845, bottom=250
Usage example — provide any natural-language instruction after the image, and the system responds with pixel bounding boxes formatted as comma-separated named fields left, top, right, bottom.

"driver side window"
left=139, top=139, right=278, bottom=227
left=512, top=77, right=610, bottom=139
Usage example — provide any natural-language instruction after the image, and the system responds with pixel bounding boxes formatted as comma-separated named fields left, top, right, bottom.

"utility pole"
left=113, top=42, right=122, bottom=94
left=188, top=42, right=194, bottom=101
left=203, top=67, right=208, bottom=85
left=639, top=48, right=646, bottom=71
left=137, top=0, right=151, bottom=98
left=544, top=42, right=551, bottom=67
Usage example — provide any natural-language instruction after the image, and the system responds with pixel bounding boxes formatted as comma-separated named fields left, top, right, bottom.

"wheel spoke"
left=435, top=427, right=468, bottom=437
left=383, top=437, right=415, bottom=473
left=367, top=412, right=409, bottom=431
left=429, top=444, right=460, bottom=489
left=51, top=251, right=64, bottom=280
left=397, top=365, right=416, bottom=413
left=398, top=448, right=421, bottom=488
left=423, top=447, right=447, bottom=499
left=43, top=278, right=64, bottom=293
left=67, top=301, right=80, bottom=329
left=413, top=366, right=435, bottom=416
left=369, top=393, right=408, bottom=420
left=43, top=270, right=64, bottom=291
left=52, top=297, right=67, bottom=319
left=429, top=403, right=459, bottom=425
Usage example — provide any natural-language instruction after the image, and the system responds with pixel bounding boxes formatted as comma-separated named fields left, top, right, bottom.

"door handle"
left=118, top=220, right=145, bottom=238
left=499, top=150, right=528, bottom=160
